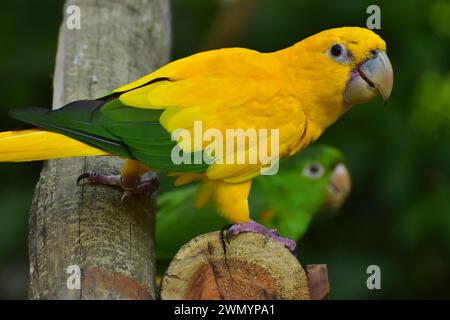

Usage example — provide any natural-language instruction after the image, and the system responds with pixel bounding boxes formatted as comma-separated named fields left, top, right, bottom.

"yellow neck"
left=273, top=43, right=352, bottom=134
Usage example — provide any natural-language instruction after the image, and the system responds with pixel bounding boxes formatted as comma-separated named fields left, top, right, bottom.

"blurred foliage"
left=0, top=0, right=449, bottom=299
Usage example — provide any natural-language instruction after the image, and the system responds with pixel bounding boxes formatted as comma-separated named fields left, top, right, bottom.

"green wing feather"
left=9, top=98, right=209, bottom=173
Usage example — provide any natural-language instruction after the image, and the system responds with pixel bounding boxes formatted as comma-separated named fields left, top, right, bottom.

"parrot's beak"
left=344, top=50, right=393, bottom=104
left=323, top=163, right=351, bottom=210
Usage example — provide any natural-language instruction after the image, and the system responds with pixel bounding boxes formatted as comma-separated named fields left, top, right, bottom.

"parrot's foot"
left=227, top=220, right=297, bottom=252
left=77, top=171, right=159, bottom=202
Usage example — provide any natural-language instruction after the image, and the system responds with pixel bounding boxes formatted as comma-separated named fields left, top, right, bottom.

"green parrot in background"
left=155, top=145, right=351, bottom=271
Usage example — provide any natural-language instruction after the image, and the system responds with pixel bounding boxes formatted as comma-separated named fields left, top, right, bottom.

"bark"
left=28, top=0, right=171, bottom=300
left=307, top=264, right=330, bottom=300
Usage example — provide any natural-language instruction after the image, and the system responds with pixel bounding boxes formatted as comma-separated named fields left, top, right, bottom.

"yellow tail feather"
left=0, top=129, right=109, bottom=162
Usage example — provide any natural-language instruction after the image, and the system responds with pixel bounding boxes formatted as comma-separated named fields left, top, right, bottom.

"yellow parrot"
left=0, top=27, right=393, bottom=250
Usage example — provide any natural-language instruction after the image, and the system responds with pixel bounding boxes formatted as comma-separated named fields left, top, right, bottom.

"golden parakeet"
left=0, top=27, right=392, bottom=249
left=155, top=145, right=351, bottom=269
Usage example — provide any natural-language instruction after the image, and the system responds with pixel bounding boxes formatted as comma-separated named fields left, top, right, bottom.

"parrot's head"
left=259, top=145, right=351, bottom=240
left=296, top=145, right=352, bottom=211
left=281, top=27, right=393, bottom=130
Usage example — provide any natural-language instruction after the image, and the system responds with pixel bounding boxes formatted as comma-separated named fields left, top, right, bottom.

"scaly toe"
left=227, top=219, right=296, bottom=253
left=76, top=172, right=121, bottom=187
left=135, top=172, right=159, bottom=195
left=269, top=234, right=297, bottom=252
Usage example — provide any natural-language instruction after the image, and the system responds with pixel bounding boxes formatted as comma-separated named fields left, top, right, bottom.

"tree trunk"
left=28, top=0, right=171, bottom=300
left=160, top=232, right=318, bottom=300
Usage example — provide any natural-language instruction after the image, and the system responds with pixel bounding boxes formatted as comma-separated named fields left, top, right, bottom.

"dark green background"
left=0, top=0, right=448, bottom=299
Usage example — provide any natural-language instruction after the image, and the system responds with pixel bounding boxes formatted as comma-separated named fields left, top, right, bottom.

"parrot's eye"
left=330, top=44, right=342, bottom=57
left=303, top=163, right=325, bottom=180
left=327, top=44, right=352, bottom=64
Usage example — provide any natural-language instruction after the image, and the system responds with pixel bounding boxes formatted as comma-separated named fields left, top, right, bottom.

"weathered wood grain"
left=160, top=232, right=311, bottom=300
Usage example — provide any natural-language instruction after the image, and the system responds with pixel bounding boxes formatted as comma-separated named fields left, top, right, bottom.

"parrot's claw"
left=120, top=190, right=133, bottom=203
left=227, top=220, right=297, bottom=252
left=77, top=171, right=159, bottom=200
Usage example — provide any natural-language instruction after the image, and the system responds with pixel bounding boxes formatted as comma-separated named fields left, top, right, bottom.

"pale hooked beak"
left=323, top=163, right=351, bottom=210
left=344, top=50, right=394, bottom=104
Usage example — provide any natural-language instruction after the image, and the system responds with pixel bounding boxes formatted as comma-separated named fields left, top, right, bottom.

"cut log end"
left=160, top=231, right=315, bottom=300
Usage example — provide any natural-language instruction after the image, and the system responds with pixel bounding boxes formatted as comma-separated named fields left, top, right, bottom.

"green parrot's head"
left=258, top=145, right=351, bottom=240
left=296, top=145, right=351, bottom=211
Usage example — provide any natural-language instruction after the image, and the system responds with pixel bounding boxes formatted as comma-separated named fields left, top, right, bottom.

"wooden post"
left=28, top=0, right=171, bottom=300
left=160, top=232, right=329, bottom=300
